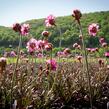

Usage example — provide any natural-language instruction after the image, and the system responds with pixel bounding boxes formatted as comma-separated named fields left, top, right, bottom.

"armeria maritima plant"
left=72, top=9, right=93, bottom=109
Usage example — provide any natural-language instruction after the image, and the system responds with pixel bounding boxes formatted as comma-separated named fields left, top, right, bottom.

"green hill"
left=0, top=11, right=109, bottom=49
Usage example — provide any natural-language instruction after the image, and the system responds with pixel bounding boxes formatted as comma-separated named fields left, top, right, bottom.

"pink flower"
left=91, top=48, right=96, bottom=53
left=0, top=57, right=7, bottom=63
left=57, top=51, right=64, bottom=57
left=10, top=51, right=17, bottom=57
left=105, top=52, right=109, bottom=58
left=37, top=40, right=47, bottom=50
left=95, top=48, right=99, bottom=52
left=37, top=53, right=43, bottom=58
left=73, top=43, right=78, bottom=48
left=26, top=38, right=37, bottom=53
left=86, top=48, right=91, bottom=52
left=76, top=55, right=82, bottom=63
left=45, top=43, right=53, bottom=51
left=88, top=23, right=99, bottom=36
left=42, top=31, right=50, bottom=37
left=12, top=23, right=21, bottom=32
left=46, top=59, right=57, bottom=71
left=72, top=9, right=82, bottom=22
left=99, top=37, right=105, bottom=44
left=86, top=48, right=98, bottom=53
left=21, top=24, right=30, bottom=36
left=63, top=48, right=71, bottom=55
left=107, top=65, right=109, bottom=69
left=0, top=57, right=7, bottom=67
left=102, top=42, right=107, bottom=47
left=99, top=37, right=107, bottom=47
left=45, top=15, right=55, bottom=27
left=73, top=43, right=81, bottom=49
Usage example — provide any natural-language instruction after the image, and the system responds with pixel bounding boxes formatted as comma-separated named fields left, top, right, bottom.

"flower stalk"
left=11, top=34, right=22, bottom=107
left=72, top=9, right=93, bottom=109
left=79, top=22, right=93, bottom=109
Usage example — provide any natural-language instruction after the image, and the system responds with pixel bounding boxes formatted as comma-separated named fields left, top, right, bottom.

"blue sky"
left=0, top=0, right=109, bottom=27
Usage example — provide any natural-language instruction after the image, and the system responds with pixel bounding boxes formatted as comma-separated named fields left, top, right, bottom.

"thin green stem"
left=14, top=34, right=22, bottom=72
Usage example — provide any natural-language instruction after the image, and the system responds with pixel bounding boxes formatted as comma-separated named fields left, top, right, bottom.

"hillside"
left=0, top=11, right=109, bottom=49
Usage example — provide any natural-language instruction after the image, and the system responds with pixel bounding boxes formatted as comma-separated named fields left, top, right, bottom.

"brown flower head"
left=72, top=9, right=82, bottom=23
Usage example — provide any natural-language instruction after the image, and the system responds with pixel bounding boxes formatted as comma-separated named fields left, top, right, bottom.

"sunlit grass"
left=7, top=56, right=103, bottom=64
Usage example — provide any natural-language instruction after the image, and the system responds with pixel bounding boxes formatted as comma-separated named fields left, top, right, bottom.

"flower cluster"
left=26, top=38, right=53, bottom=53
left=57, top=48, right=71, bottom=57
left=86, top=48, right=99, bottom=53
left=12, top=23, right=30, bottom=36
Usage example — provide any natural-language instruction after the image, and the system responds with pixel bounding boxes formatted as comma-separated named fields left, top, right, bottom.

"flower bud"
left=72, top=9, right=82, bottom=22
left=12, top=23, right=21, bottom=32
left=42, top=31, right=50, bottom=37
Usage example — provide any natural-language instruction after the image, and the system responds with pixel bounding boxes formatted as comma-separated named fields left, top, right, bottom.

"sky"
left=0, top=0, right=109, bottom=27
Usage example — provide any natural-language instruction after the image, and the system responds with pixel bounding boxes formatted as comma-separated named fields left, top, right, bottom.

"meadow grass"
left=7, top=56, right=104, bottom=64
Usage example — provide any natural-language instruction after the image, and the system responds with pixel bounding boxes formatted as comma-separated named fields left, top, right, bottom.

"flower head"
left=42, top=31, right=50, bottom=37
left=10, top=51, right=17, bottom=57
left=0, top=57, right=7, bottom=68
left=107, top=65, right=109, bottom=69
left=98, top=59, right=104, bottom=67
left=76, top=55, right=82, bottom=63
left=99, top=37, right=105, bottom=44
left=91, top=48, right=98, bottom=53
left=99, top=37, right=107, bottom=47
left=102, top=42, right=107, bottom=47
left=72, top=9, right=82, bottom=22
left=57, top=51, right=64, bottom=57
left=105, top=52, right=109, bottom=58
left=45, top=43, right=53, bottom=51
left=73, top=43, right=81, bottom=49
left=63, top=48, right=71, bottom=55
left=12, top=23, right=21, bottom=32
left=86, top=48, right=91, bottom=53
left=26, top=38, right=37, bottom=53
left=88, top=23, right=99, bottom=36
left=45, top=15, right=55, bottom=27
left=37, top=53, right=43, bottom=58
left=46, top=59, right=57, bottom=71
left=21, top=24, right=30, bottom=36
left=73, top=43, right=78, bottom=48
left=37, top=40, right=47, bottom=50
left=86, top=48, right=98, bottom=53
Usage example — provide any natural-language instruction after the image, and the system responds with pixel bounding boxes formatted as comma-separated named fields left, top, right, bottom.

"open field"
left=0, top=8, right=109, bottom=109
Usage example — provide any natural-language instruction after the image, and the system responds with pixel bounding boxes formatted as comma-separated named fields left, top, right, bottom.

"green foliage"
left=95, top=48, right=105, bottom=57
left=52, top=47, right=64, bottom=55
